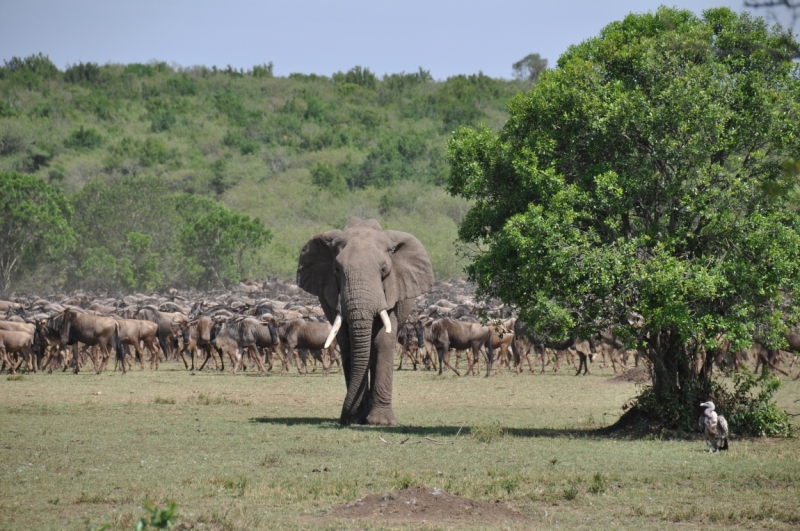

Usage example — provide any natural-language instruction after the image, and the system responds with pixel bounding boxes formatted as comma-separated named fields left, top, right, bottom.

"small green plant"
left=188, top=393, right=250, bottom=406
left=470, top=423, right=506, bottom=443
left=135, top=500, right=177, bottom=530
left=153, top=397, right=175, bottom=404
left=395, top=474, right=415, bottom=490
left=259, top=453, right=280, bottom=467
left=563, top=485, right=579, bottom=500
left=589, top=473, right=607, bottom=494
left=497, top=477, right=519, bottom=495
left=236, top=476, right=249, bottom=497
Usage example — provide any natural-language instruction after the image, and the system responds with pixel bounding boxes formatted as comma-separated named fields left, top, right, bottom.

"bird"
left=699, top=401, right=729, bottom=453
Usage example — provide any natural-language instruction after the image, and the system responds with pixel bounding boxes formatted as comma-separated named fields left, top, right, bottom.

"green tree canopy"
left=176, top=195, right=272, bottom=289
left=447, top=7, right=800, bottom=432
left=511, top=53, right=548, bottom=83
left=0, top=171, right=74, bottom=293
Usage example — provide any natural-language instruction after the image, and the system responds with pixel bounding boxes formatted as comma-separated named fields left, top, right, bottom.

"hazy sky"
left=0, top=1, right=787, bottom=79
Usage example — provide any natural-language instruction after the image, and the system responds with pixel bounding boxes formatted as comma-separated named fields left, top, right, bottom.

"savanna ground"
left=1, top=359, right=799, bottom=530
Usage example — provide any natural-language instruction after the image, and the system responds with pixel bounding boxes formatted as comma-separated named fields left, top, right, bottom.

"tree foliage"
left=0, top=55, right=519, bottom=285
left=512, top=53, right=548, bottom=83
left=447, top=7, right=800, bottom=432
left=176, top=195, right=272, bottom=288
left=0, top=171, right=74, bottom=293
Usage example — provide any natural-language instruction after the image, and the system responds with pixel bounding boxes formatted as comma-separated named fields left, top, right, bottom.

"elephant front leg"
left=364, top=322, right=399, bottom=426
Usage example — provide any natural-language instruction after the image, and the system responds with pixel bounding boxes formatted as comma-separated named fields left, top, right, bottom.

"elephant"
left=297, top=217, right=434, bottom=426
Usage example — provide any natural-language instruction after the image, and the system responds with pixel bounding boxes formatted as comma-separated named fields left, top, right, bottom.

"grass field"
left=1, top=359, right=799, bottom=530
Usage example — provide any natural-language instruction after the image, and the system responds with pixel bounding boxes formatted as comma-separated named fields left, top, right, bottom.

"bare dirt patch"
left=605, top=366, right=650, bottom=385
left=329, top=484, right=525, bottom=524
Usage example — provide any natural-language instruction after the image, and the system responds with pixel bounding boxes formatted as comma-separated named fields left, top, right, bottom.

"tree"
left=69, top=176, right=178, bottom=291
left=511, top=53, right=548, bottom=83
left=176, top=195, right=272, bottom=288
left=447, top=7, right=800, bottom=433
left=0, top=171, right=74, bottom=293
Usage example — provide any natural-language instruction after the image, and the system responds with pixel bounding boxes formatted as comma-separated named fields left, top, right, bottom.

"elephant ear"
left=297, top=230, right=341, bottom=314
left=384, top=230, right=435, bottom=308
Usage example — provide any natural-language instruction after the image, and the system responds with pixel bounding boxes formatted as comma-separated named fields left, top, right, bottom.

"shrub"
left=333, top=66, right=377, bottom=89
left=309, top=162, right=346, bottom=196
left=165, top=74, right=197, bottom=95
left=588, top=473, right=607, bottom=494
left=0, top=100, right=17, bottom=118
left=150, top=110, right=176, bottom=133
left=715, top=368, right=792, bottom=437
left=65, top=126, right=103, bottom=150
left=251, top=62, right=273, bottom=78
left=64, top=62, right=101, bottom=84
left=136, top=500, right=177, bottom=530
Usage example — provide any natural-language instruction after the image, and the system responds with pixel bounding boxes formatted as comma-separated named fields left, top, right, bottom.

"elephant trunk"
left=339, top=268, right=389, bottom=425
left=339, top=314, right=374, bottom=424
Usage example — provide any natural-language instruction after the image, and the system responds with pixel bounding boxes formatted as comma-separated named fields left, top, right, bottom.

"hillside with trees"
left=0, top=55, right=526, bottom=293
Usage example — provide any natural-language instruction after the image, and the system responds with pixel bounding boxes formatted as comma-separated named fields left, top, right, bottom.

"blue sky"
left=0, top=1, right=786, bottom=79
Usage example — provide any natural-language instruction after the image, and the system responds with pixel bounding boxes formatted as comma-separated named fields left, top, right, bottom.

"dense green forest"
left=0, top=54, right=528, bottom=293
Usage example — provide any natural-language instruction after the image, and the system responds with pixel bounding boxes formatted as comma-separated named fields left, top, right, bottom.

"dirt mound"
left=329, top=485, right=524, bottom=524
left=605, top=365, right=650, bottom=385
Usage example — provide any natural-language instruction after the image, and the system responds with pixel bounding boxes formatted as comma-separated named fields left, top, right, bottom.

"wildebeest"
left=276, top=318, right=338, bottom=376
left=39, top=308, right=124, bottom=374
left=0, top=329, right=36, bottom=373
left=214, top=317, right=279, bottom=374
left=428, top=318, right=494, bottom=377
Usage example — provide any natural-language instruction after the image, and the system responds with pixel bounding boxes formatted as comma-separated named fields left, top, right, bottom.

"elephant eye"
left=381, top=265, right=388, bottom=276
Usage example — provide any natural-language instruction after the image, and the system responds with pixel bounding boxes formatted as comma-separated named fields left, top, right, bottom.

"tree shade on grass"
left=447, top=7, right=800, bottom=433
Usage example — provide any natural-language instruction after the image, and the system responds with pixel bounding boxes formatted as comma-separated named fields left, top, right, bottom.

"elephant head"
left=297, top=217, right=434, bottom=425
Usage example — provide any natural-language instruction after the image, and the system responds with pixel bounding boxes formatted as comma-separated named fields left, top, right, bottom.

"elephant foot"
left=364, top=407, right=399, bottom=426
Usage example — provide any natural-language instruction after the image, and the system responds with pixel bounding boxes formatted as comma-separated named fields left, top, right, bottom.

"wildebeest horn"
left=324, top=313, right=342, bottom=349
left=380, top=309, right=392, bottom=334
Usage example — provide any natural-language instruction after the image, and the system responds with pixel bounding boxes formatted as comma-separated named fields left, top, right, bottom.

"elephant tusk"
left=380, top=309, right=392, bottom=334
left=324, top=313, right=342, bottom=349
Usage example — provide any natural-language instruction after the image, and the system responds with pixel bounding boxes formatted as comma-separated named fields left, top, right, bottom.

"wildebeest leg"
left=249, top=345, right=267, bottom=374
left=481, top=342, right=494, bottom=379
left=321, top=348, right=332, bottom=376
left=130, top=342, right=144, bottom=371
left=262, top=347, right=273, bottom=372
left=228, top=346, right=242, bottom=374
left=179, top=347, right=190, bottom=369
left=437, top=337, right=456, bottom=376
left=576, top=351, right=590, bottom=376
left=296, top=348, right=309, bottom=375
left=767, top=350, right=789, bottom=376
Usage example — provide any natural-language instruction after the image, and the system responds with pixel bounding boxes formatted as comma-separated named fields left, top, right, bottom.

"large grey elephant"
left=297, top=217, right=434, bottom=425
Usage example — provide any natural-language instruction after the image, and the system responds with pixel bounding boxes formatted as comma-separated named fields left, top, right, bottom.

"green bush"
left=715, top=368, right=792, bottom=437
left=251, top=62, right=273, bottom=78
left=65, top=126, right=103, bottom=150
left=333, top=66, right=377, bottom=89
left=165, top=74, right=197, bottom=95
left=64, top=62, right=101, bottom=84
left=0, top=100, right=17, bottom=118
left=309, top=162, right=346, bottom=196
left=634, top=367, right=792, bottom=437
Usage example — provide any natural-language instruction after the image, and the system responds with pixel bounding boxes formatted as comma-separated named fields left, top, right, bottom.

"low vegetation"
left=0, top=56, right=526, bottom=292
left=0, top=363, right=798, bottom=530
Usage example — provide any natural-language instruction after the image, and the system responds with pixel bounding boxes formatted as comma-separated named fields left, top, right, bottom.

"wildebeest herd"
left=1, top=277, right=798, bottom=380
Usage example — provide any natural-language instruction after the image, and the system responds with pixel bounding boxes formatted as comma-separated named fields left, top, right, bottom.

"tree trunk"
left=645, top=328, right=710, bottom=431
